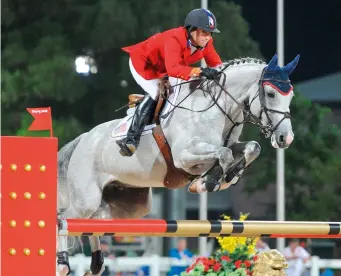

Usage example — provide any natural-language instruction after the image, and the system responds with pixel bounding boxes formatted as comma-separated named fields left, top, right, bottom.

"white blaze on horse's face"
left=263, top=84, right=294, bottom=149
left=260, top=54, right=300, bottom=149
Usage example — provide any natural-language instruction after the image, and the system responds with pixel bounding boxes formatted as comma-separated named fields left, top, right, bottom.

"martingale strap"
left=152, top=125, right=194, bottom=189
left=152, top=80, right=194, bottom=189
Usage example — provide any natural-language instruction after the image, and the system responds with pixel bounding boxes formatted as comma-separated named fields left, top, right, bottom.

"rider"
left=117, top=8, right=223, bottom=157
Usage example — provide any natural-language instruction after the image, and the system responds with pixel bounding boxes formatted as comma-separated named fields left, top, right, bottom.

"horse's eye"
left=267, top=92, right=275, bottom=99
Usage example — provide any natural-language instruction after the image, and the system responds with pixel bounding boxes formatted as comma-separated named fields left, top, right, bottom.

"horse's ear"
left=283, top=54, right=300, bottom=75
left=267, top=54, right=278, bottom=70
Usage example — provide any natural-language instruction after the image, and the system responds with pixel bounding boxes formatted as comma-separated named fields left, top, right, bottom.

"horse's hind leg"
left=88, top=236, right=105, bottom=276
left=57, top=208, right=78, bottom=276
left=86, top=184, right=152, bottom=276
left=57, top=182, right=103, bottom=276
left=57, top=234, right=71, bottom=276
left=87, top=205, right=112, bottom=276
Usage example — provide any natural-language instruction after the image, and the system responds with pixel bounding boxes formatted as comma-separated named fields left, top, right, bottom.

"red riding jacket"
left=122, top=27, right=222, bottom=81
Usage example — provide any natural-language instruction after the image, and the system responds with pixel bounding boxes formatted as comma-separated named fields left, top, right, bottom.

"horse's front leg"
left=219, top=140, right=261, bottom=190
left=175, top=137, right=234, bottom=193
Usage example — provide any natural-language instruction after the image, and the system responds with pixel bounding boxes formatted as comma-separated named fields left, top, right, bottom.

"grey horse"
left=56, top=54, right=299, bottom=275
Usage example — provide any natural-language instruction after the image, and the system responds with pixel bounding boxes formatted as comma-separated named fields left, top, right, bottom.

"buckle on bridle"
left=261, top=126, right=273, bottom=138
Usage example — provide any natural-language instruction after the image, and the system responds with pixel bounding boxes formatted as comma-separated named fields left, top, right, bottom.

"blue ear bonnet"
left=263, top=54, right=300, bottom=94
left=264, top=65, right=292, bottom=94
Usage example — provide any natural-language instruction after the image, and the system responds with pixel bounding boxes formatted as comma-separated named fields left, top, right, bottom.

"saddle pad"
left=111, top=80, right=181, bottom=139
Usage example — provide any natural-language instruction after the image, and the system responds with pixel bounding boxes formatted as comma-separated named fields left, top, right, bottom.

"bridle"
left=160, top=65, right=292, bottom=143
left=244, top=67, right=292, bottom=138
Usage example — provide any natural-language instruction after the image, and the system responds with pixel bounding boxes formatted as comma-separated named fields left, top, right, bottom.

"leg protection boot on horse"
left=188, top=163, right=224, bottom=194
left=204, top=164, right=224, bottom=192
left=116, top=94, right=157, bottom=156
left=224, top=156, right=246, bottom=185
left=224, top=141, right=261, bottom=185
left=57, top=251, right=71, bottom=275
left=90, top=250, right=104, bottom=275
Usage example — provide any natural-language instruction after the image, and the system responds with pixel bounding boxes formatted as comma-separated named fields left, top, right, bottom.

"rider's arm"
left=203, top=38, right=223, bottom=68
left=164, top=36, right=201, bottom=80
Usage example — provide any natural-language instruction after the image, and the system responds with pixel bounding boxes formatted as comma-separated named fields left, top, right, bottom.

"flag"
left=26, top=107, right=53, bottom=136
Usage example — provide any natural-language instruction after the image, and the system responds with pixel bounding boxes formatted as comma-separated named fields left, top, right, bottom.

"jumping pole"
left=58, top=219, right=341, bottom=238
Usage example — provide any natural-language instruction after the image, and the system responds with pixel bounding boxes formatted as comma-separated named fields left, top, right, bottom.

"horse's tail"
left=57, top=133, right=87, bottom=255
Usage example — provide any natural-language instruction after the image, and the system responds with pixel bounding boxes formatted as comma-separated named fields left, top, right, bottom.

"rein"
left=161, top=66, right=292, bottom=143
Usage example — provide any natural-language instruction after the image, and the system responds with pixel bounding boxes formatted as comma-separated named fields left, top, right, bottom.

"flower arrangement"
left=181, top=213, right=258, bottom=276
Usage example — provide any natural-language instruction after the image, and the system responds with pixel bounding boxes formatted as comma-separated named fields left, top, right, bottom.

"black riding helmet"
left=184, top=8, right=220, bottom=34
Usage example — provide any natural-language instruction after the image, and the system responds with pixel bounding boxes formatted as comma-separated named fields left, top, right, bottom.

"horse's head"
left=255, top=53, right=300, bottom=149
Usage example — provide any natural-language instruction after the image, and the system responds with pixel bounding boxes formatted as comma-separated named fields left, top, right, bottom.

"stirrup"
left=120, top=144, right=136, bottom=156
left=117, top=137, right=138, bottom=157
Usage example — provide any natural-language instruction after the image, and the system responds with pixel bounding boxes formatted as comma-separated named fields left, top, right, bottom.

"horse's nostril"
left=279, top=135, right=285, bottom=144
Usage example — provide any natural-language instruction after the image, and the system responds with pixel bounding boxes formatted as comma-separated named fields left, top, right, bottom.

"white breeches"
left=129, top=58, right=160, bottom=100
left=129, top=58, right=181, bottom=100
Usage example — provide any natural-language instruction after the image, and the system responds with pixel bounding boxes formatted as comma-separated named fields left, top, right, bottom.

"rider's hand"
left=200, top=67, right=220, bottom=80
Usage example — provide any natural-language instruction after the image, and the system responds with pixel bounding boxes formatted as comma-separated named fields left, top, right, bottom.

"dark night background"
left=235, top=0, right=341, bottom=83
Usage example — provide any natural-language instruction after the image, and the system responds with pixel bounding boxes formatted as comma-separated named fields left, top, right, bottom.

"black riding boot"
left=116, top=94, right=157, bottom=156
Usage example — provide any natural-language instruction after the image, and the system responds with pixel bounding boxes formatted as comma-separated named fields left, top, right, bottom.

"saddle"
left=127, top=78, right=194, bottom=189
left=127, top=77, right=170, bottom=124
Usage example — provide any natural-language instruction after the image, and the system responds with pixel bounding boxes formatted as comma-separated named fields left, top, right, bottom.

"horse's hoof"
left=188, top=178, right=204, bottom=193
left=231, top=177, right=241, bottom=186
left=91, top=250, right=104, bottom=275
left=84, top=265, right=105, bottom=276
left=58, top=264, right=70, bottom=276
left=57, top=251, right=71, bottom=275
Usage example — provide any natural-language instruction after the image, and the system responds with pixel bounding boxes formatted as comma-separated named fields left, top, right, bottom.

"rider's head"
left=184, top=8, right=220, bottom=48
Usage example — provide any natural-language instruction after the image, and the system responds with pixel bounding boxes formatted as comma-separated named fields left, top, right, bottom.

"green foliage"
left=2, top=0, right=261, bottom=148
left=3, top=0, right=340, bottom=220
left=241, top=91, right=341, bottom=221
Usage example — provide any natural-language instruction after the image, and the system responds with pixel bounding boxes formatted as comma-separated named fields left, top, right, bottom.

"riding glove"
left=200, top=67, right=220, bottom=80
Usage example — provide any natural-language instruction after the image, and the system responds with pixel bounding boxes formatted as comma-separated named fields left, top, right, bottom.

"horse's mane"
left=216, top=57, right=266, bottom=71
left=186, top=57, right=267, bottom=90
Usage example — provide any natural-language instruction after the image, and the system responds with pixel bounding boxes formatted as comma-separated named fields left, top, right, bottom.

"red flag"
left=26, top=107, right=53, bottom=136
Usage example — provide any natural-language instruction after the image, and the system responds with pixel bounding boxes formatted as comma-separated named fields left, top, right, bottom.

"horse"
left=56, top=53, right=299, bottom=275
